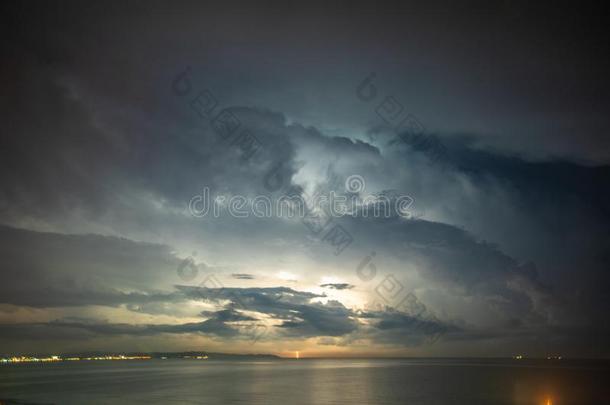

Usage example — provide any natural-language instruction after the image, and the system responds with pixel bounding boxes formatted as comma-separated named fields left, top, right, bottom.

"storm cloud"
left=1, top=1, right=609, bottom=357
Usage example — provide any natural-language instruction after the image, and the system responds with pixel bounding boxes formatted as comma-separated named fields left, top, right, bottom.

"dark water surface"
left=1, top=358, right=609, bottom=404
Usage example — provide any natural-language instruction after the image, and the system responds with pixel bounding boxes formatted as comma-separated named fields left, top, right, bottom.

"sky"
left=1, top=1, right=609, bottom=358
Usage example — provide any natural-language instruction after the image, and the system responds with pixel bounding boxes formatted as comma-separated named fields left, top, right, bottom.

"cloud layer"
left=1, top=1, right=609, bottom=357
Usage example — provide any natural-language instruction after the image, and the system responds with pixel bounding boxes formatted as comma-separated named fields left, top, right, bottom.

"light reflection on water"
left=0, top=358, right=608, bottom=404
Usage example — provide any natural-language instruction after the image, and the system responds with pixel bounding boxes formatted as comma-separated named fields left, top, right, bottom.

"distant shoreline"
left=0, top=351, right=281, bottom=364
left=3, top=352, right=610, bottom=365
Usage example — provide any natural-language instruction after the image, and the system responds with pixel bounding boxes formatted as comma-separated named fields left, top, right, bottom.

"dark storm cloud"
left=0, top=67, right=300, bottom=228
left=180, top=285, right=449, bottom=342
left=0, top=224, right=597, bottom=348
left=0, top=322, right=95, bottom=341
left=1, top=289, right=180, bottom=310
left=320, top=283, right=354, bottom=290
left=3, top=0, right=610, bottom=165
left=343, top=214, right=559, bottom=323
left=442, top=134, right=610, bottom=218
left=177, top=286, right=324, bottom=306
left=421, top=135, right=610, bottom=325
left=231, top=273, right=256, bottom=280
left=2, top=0, right=610, bottom=356
left=0, top=312, right=244, bottom=340
left=0, top=298, right=451, bottom=345
left=0, top=107, right=604, bottom=348
left=176, top=286, right=360, bottom=338
left=301, top=127, right=610, bottom=330
left=359, top=308, right=457, bottom=346
left=0, top=225, right=184, bottom=308
left=268, top=298, right=358, bottom=338
left=199, top=309, right=257, bottom=322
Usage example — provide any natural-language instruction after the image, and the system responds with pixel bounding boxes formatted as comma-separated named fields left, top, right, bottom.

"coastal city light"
left=0, top=355, right=151, bottom=364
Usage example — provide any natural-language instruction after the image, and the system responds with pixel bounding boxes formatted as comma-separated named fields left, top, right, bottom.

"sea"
left=1, top=358, right=609, bottom=404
